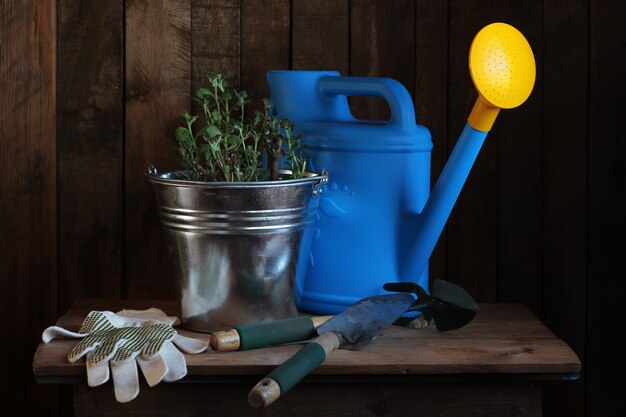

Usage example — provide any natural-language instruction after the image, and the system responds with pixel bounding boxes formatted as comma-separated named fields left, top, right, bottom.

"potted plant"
left=148, top=73, right=327, bottom=332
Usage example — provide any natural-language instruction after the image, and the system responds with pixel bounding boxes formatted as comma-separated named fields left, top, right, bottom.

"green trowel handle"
left=248, top=332, right=341, bottom=409
left=210, top=315, right=333, bottom=351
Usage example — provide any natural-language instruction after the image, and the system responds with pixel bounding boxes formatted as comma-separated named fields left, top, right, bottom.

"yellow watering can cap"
left=469, top=22, right=536, bottom=110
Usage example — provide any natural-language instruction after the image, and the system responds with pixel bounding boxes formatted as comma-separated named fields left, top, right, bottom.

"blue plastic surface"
left=267, top=71, right=488, bottom=315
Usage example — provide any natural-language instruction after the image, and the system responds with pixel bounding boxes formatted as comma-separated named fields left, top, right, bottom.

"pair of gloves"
left=42, top=308, right=209, bottom=403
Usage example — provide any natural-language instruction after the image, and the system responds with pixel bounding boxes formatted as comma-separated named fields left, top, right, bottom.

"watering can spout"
left=403, top=22, right=536, bottom=279
left=403, top=125, right=489, bottom=278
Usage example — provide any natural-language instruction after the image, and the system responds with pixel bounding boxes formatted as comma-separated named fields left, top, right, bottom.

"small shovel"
left=247, top=279, right=478, bottom=408
left=210, top=279, right=477, bottom=351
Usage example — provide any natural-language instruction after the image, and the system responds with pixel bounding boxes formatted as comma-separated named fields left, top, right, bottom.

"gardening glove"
left=42, top=308, right=208, bottom=403
left=114, top=308, right=209, bottom=386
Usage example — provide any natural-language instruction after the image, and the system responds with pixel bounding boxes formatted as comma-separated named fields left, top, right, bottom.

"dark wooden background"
left=1, top=0, right=624, bottom=416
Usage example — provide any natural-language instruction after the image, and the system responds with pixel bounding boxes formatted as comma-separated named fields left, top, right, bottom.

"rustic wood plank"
left=291, top=0, right=349, bottom=74
left=33, top=301, right=580, bottom=380
left=53, top=302, right=556, bottom=340
left=349, top=0, right=415, bottom=120
left=446, top=0, right=499, bottom=302
left=496, top=2, right=543, bottom=317
left=242, top=0, right=290, bottom=110
left=34, top=334, right=580, bottom=378
left=124, top=0, right=192, bottom=298
left=588, top=0, right=626, bottom=416
left=541, top=1, right=589, bottom=417
left=0, top=1, right=58, bottom=415
left=415, top=0, right=448, bottom=283
left=57, top=3, right=124, bottom=415
left=59, top=299, right=541, bottom=321
left=192, top=0, right=240, bottom=100
left=56, top=4, right=123, bottom=414
left=73, top=382, right=541, bottom=417
left=57, top=0, right=124, bottom=313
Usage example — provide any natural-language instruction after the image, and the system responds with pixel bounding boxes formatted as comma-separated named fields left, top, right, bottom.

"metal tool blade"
left=316, top=293, right=416, bottom=350
left=429, top=279, right=478, bottom=332
left=383, top=279, right=478, bottom=332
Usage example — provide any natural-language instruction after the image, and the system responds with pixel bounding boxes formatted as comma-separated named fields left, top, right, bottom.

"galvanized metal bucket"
left=148, top=168, right=327, bottom=332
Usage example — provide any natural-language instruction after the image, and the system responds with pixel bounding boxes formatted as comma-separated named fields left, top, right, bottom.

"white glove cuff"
left=42, top=326, right=88, bottom=343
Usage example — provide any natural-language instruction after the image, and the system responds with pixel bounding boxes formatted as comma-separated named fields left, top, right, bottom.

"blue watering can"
left=267, top=23, right=536, bottom=314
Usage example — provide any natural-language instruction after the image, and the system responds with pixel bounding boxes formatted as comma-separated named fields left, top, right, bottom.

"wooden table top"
left=33, top=299, right=581, bottom=383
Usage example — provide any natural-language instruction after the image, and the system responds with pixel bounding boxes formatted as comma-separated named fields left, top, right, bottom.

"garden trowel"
left=212, top=279, right=477, bottom=352
left=247, top=279, right=479, bottom=408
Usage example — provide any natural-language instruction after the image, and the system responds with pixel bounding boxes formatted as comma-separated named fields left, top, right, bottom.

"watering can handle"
left=318, top=76, right=416, bottom=131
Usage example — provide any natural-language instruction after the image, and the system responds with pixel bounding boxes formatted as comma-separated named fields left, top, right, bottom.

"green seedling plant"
left=175, top=72, right=307, bottom=182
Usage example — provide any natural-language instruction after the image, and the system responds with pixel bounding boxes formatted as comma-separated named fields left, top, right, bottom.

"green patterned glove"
left=68, top=312, right=176, bottom=363
left=42, top=308, right=208, bottom=403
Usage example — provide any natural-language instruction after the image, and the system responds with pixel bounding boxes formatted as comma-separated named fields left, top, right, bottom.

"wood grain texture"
left=0, top=1, right=58, bottom=415
left=7, top=2, right=624, bottom=416
left=446, top=0, right=499, bottom=302
left=55, top=300, right=553, bottom=333
left=34, top=335, right=581, bottom=378
left=291, top=0, right=349, bottom=74
left=57, top=0, right=124, bottom=314
left=349, top=0, right=415, bottom=120
left=192, top=0, right=241, bottom=99
left=588, top=0, right=626, bottom=416
left=124, top=0, right=191, bottom=298
left=242, top=0, right=290, bottom=110
left=33, top=300, right=580, bottom=379
left=496, top=1, right=543, bottom=317
left=56, top=6, right=123, bottom=410
left=415, top=0, right=448, bottom=282
left=542, top=1, right=589, bottom=417
left=73, top=382, right=541, bottom=417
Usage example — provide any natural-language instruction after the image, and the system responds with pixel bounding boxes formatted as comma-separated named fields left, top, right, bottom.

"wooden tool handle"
left=210, top=315, right=333, bottom=351
left=209, top=329, right=240, bottom=351
left=248, top=332, right=340, bottom=409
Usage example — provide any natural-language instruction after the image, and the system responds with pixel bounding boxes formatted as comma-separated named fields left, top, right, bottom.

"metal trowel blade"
left=317, top=293, right=416, bottom=350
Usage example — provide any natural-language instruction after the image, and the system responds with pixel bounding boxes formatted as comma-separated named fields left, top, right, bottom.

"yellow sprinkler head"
left=467, top=22, right=536, bottom=132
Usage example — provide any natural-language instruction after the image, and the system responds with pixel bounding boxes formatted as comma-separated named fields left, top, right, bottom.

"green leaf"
left=175, top=126, right=192, bottom=143
left=199, top=143, right=211, bottom=155
left=196, top=87, right=210, bottom=99
left=180, top=111, right=192, bottom=123
left=205, top=125, right=221, bottom=138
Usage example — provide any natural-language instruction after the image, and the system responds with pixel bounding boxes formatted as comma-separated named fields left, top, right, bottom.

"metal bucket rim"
left=148, top=169, right=328, bottom=189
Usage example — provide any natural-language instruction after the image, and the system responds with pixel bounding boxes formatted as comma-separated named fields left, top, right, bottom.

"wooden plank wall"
left=1, top=0, right=624, bottom=416
left=587, top=1, right=626, bottom=416
left=1, top=1, right=58, bottom=416
left=0, top=0, right=57, bottom=416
